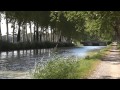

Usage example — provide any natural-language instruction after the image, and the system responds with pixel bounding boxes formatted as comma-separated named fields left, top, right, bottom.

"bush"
left=33, top=56, right=80, bottom=79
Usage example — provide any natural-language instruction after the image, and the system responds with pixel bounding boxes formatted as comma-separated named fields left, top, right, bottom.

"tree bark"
left=36, top=22, right=39, bottom=42
left=17, top=22, right=21, bottom=42
left=0, top=13, right=2, bottom=41
left=6, top=18, right=9, bottom=42
left=12, top=21, right=15, bottom=43
left=29, top=22, right=32, bottom=42
left=33, top=22, right=36, bottom=42
left=22, top=24, right=25, bottom=42
left=25, top=23, right=28, bottom=42
left=53, top=28, right=55, bottom=43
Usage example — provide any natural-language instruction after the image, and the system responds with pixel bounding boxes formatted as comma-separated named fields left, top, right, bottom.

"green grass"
left=32, top=45, right=111, bottom=79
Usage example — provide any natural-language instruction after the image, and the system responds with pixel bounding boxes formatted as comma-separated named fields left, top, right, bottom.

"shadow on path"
left=89, top=42, right=120, bottom=79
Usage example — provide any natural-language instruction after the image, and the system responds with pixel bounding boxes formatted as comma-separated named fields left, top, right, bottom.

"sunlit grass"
left=33, top=45, right=111, bottom=79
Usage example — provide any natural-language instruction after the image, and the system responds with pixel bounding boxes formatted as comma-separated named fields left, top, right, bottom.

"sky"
left=1, top=18, right=32, bottom=36
left=1, top=14, right=51, bottom=36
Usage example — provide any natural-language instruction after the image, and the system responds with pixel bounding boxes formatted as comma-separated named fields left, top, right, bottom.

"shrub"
left=33, top=56, right=80, bottom=79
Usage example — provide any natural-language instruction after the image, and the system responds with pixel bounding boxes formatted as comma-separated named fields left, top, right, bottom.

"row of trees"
left=64, top=11, right=120, bottom=42
left=0, top=11, right=70, bottom=44
left=0, top=11, right=120, bottom=45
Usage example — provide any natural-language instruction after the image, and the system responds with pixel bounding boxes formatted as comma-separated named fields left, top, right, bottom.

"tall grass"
left=33, top=56, right=79, bottom=79
left=32, top=56, right=100, bottom=79
left=32, top=45, right=111, bottom=79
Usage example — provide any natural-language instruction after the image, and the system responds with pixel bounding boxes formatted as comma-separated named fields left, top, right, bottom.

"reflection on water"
left=0, top=46, right=106, bottom=72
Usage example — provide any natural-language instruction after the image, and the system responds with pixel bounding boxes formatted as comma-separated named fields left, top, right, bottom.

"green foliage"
left=33, top=46, right=110, bottom=79
left=3, top=11, right=120, bottom=45
left=117, top=44, right=120, bottom=49
left=33, top=57, right=80, bottom=79
left=33, top=55, right=101, bottom=79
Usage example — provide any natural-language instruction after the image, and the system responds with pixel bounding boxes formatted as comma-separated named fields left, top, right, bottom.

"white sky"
left=1, top=18, right=31, bottom=36
left=1, top=13, right=51, bottom=36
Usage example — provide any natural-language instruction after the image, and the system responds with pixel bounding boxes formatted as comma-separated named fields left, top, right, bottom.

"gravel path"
left=88, top=43, right=120, bottom=79
left=0, top=71, right=31, bottom=79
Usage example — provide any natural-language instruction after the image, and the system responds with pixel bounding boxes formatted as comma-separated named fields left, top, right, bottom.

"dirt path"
left=0, top=71, right=31, bottom=79
left=88, top=42, right=120, bottom=79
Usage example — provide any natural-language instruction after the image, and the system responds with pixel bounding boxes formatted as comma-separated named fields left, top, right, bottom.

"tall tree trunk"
left=53, top=28, right=55, bottom=43
left=36, top=22, right=39, bottom=42
left=25, top=23, right=28, bottom=42
left=47, top=28, right=49, bottom=41
left=115, top=28, right=120, bottom=42
left=59, top=31, right=62, bottom=42
left=39, top=27, right=42, bottom=42
left=33, top=22, right=36, bottom=42
left=55, top=31, right=62, bottom=49
left=45, top=28, right=48, bottom=41
left=50, top=28, right=53, bottom=42
left=29, top=22, right=32, bottom=42
left=0, top=13, right=2, bottom=41
left=17, top=22, right=21, bottom=42
left=12, top=21, right=15, bottom=43
left=114, top=20, right=120, bottom=43
left=43, top=28, right=45, bottom=42
left=6, top=18, right=9, bottom=42
left=22, top=24, right=26, bottom=42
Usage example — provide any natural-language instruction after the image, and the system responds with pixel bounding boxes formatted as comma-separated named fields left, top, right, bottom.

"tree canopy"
left=1, top=11, right=120, bottom=43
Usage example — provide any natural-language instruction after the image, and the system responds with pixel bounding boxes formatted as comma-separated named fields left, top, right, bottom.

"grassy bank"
left=0, top=40, right=75, bottom=51
left=33, top=45, right=111, bottom=79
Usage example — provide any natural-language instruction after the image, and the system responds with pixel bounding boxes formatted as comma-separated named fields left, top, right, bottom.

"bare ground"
left=88, top=44, right=120, bottom=79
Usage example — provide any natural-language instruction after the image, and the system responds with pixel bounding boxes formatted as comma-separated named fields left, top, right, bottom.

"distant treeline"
left=0, top=40, right=75, bottom=51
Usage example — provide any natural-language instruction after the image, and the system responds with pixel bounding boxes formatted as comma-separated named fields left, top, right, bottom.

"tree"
left=0, top=13, right=2, bottom=41
left=11, top=20, right=16, bottom=43
left=6, top=14, right=9, bottom=42
left=29, top=21, right=32, bottom=42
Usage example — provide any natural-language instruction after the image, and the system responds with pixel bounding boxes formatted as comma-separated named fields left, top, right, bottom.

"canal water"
left=0, top=46, right=106, bottom=78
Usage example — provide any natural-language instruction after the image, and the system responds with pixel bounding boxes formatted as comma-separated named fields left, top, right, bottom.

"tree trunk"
left=36, top=23, right=39, bottom=42
left=40, top=26, right=43, bottom=42
left=0, top=13, right=2, bottom=41
left=55, top=31, right=62, bottom=49
left=6, top=18, right=9, bottom=42
left=17, top=22, right=21, bottom=42
left=25, top=23, right=28, bottom=42
left=50, top=28, right=53, bottom=42
left=43, top=28, right=45, bottom=42
left=33, top=22, right=36, bottom=42
left=59, top=32, right=62, bottom=43
left=29, top=22, right=32, bottom=42
left=115, top=28, right=120, bottom=43
left=53, top=28, right=55, bottom=43
left=12, top=21, right=15, bottom=43
left=45, top=28, right=48, bottom=41
left=22, top=24, right=25, bottom=42
left=114, top=20, right=120, bottom=43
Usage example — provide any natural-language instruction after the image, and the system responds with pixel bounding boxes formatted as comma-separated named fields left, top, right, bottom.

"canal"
left=0, top=46, right=106, bottom=79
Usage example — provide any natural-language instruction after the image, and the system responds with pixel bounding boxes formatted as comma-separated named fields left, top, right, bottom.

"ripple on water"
left=0, top=46, right=106, bottom=72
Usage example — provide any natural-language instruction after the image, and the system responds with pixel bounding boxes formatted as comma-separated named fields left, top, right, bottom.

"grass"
left=32, top=45, right=111, bottom=79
